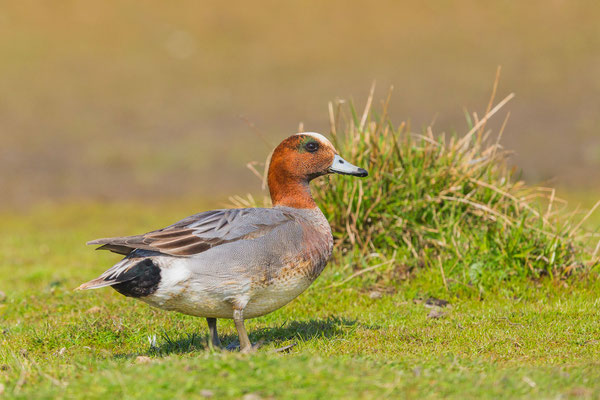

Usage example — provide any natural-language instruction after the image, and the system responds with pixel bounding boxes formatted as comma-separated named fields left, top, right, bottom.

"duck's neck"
left=268, top=172, right=317, bottom=209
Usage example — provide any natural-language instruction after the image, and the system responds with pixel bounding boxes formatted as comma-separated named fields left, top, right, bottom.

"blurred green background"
left=1, top=0, right=599, bottom=209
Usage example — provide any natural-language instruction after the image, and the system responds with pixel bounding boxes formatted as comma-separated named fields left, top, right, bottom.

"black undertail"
left=112, top=258, right=161, bottom=298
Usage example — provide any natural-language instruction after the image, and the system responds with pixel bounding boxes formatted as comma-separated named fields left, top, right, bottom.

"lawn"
left=1, top=203, right=599, bottom=399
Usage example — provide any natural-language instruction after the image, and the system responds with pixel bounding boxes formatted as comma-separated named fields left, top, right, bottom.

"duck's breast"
left=242, top=207, right=333, bottom=318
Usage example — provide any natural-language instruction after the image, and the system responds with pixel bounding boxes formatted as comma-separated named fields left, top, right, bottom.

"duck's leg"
left=206, top=317, right=221, bottom=348
left=232, top=309, right=255, bottom=353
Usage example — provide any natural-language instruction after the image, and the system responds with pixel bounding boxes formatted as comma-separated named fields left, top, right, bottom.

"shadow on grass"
left=252, top=316, right=361, bottom=345
left=114, top=316, right=368, bottom=359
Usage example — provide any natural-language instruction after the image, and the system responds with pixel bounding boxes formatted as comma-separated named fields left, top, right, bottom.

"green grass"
left=1, top=203, right=600, bottom=399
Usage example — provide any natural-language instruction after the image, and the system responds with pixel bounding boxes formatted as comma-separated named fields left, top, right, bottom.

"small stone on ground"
left=424, top=297, right=450, bottom=308
left=427, top=309, right=446, bottom=319
left=242, top=394, right=262, bottom=400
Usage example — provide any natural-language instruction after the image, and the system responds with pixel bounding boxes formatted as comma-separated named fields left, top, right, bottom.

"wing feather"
left=87, top=208, right=294, bottom=257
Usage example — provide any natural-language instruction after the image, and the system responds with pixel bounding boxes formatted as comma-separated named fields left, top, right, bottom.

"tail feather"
left=76, top=257, right=139, bottom=291
left=76, top=278, right=124, bottom=291
left=76, top=257, right=162, bottom=298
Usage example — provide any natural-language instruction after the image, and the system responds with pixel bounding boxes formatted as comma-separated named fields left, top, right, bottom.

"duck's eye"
left=305, top=141, right=319, bottom=153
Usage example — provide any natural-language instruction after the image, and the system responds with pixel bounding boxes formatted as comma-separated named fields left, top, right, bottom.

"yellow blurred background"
left=1, top=1, right=599, bottom=208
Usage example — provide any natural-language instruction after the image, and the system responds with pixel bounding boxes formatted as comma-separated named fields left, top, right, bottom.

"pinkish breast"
left=296, top=208, right=334, bottom=280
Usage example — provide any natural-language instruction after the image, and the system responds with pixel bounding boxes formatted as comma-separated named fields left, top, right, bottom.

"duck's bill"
left=328, top=154, right=369, bottom=177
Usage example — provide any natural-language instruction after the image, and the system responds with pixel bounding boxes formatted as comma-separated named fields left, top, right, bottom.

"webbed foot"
left=225, top=340, right=262, bottom=353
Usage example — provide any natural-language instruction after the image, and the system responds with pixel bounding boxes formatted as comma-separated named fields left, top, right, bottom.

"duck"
left=78, top=132, right=368, bottom=353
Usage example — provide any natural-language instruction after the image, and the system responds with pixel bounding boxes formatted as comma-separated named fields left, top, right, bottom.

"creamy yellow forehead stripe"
left=295, top=132, right=334, bottom=148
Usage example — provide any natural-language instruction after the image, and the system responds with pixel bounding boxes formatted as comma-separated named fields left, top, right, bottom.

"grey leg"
left=232, top=309, right=254, bottom=353
left=206, top=317, right=221, bottom=348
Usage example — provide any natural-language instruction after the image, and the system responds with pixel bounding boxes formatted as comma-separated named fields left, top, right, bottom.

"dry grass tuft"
left=315, top=83, right=599, bottom=292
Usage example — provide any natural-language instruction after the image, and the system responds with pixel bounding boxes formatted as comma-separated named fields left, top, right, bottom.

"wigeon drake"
left=78, top=132, right=368, bottom=353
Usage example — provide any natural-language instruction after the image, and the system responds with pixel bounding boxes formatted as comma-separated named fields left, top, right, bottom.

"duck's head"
left=267, top=132, right=368, bottom=208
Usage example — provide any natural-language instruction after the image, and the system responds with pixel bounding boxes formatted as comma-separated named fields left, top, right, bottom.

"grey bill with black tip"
left=328, top=154, right=369, bottom=177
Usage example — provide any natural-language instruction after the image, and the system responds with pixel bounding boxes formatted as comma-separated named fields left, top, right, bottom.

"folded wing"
left=87, top=208, right=295, bottom=257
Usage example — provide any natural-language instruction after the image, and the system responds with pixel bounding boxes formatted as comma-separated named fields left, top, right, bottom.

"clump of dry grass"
left=315, top=82, right=599, bottom=292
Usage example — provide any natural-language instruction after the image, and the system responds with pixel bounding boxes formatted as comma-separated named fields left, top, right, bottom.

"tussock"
left=315, top=82, right=599, bottom=291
